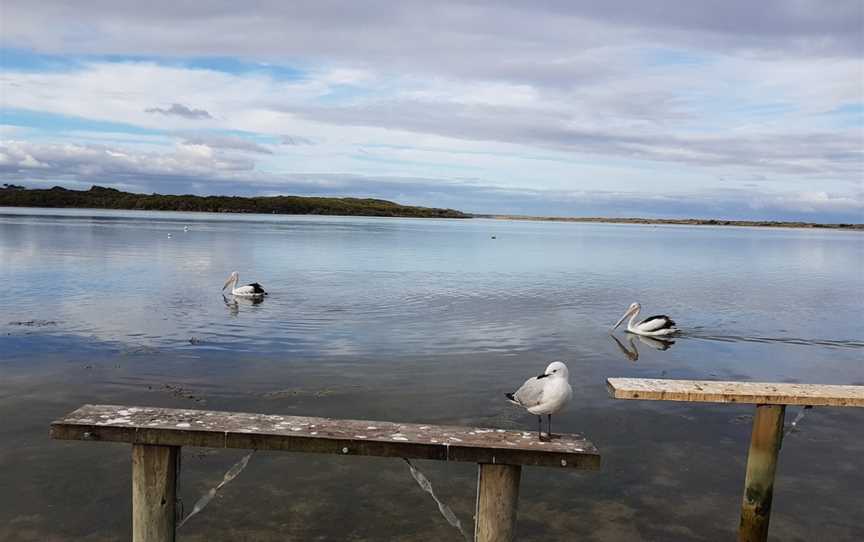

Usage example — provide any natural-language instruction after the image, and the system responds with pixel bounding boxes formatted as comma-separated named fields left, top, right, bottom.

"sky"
left=1, top=1, right=862, bottom=221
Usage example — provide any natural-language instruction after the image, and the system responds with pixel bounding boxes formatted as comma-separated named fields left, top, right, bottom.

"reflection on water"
left=610, top=333, right=675, bottom=362
left=1, top=208, right=863, bottom=540
left=223, top=293, right=266, bottom=317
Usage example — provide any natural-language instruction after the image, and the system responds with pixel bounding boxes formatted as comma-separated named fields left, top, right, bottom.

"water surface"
left=1, top=208, right=862, bottom=540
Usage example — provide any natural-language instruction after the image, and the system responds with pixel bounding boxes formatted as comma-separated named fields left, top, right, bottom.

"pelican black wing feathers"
left=639, top=314, right=676, bottom=330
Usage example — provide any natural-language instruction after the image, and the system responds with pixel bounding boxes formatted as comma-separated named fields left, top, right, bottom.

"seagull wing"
left=509, top=376, right=545, bottom=408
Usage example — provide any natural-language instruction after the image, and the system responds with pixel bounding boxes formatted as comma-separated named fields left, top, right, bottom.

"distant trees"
left=0, top=185, right=470, bottom=218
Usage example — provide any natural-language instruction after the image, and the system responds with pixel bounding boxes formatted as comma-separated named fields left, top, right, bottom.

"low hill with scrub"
left=0, top=185, right=469, bottom=218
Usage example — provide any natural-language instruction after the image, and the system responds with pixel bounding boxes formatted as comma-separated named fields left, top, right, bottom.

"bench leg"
left=132, top=444, right=179, bottom=542
left=474, top=463, right=521, bottom=542
left=738, top=404, right=785, bottom=542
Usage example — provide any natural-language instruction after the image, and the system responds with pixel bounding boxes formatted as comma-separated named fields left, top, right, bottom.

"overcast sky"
left=1, top=1, right=862, bottom=220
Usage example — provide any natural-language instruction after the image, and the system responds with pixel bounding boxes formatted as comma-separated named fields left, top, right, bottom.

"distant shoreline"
left=0, top=185, right=469, bottom=219
left=473, top=214, right=864, bottom=231
left=1, top=185, right=859, bottom=230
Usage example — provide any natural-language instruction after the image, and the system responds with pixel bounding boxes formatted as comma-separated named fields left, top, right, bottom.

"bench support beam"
left=474, top=463, right=521, bottom=542
left=132, top=444, right=178, bottom=542
left=738, top=404, right=785, bottom=542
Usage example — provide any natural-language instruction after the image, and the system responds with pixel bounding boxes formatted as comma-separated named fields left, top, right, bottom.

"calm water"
left=1, top=208, right=862, bottom=541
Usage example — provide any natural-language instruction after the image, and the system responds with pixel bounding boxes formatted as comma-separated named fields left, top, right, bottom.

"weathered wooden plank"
left=607, top=378, right=864, bottom=407
left=132, top=444, right=178, bottom=542
left=50, top=405, right=601, bottom=470
left=738, top=405, right=785, bottom=542
left=475, top=463, right=521, bottom=542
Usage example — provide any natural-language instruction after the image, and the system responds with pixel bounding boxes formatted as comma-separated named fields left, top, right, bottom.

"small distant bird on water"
left=506, top=361, right=572, bottom=440
left=222, top=271, right=267, bottom=297
left=183, top=225, right=189, bottom=232
left=612, top=302, right=677, bottom=337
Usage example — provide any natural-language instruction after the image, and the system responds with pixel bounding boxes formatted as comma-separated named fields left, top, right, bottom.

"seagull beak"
left=536, top=373, right=549, bottom=379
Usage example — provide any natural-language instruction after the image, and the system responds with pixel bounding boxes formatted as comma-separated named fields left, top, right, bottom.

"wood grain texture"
left=475, top=464, right=521, bottom=542
left=132, top=444, right=177, bottom=542
left=607, top=378, right=864, bottom=406
left=50, top=405, right=601, bottom=470
left=738, top=405, right=785, bottom=542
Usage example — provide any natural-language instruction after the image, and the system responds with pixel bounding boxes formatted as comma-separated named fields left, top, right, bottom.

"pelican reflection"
left=223, top=293, right=265, bottom=316
left=610, top=333, right=675, bottom=362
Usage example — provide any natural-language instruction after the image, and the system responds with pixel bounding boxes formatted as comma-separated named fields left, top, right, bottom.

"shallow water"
left=1, top=208, right=862, bottom=541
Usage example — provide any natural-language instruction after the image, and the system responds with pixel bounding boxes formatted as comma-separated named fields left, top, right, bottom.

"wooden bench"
left=607, top=378, right=864, bottom=542
left=51, top=404, right=601, bottom=542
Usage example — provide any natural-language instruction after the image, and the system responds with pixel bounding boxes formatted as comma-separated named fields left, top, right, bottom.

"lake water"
left=1, top=208, right=862, bottom=541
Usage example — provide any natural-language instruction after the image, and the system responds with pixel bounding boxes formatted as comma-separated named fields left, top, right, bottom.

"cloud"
left=0, top=139, right=253, bottom=182
left=3, top=60, right=861, bottom=184
left=3, top=139, right=862, bottom=222
left=286, top=99, right=863, bottom=178
left=145, top=103, right=213, bottom=119
left=280, top=135, right=315, bottom=146
left=3, top=1, right=861, bottom=74
left=181, top=135, right=272, bottom=154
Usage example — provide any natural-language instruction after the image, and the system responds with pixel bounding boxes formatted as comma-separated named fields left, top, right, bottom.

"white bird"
left=506, top=361, right=572, bottom=440
left=612, top=302, right=677, bottom=337
left=222, top=271, right=267, bottom=297
left=183, top=225, right=189, bottom=232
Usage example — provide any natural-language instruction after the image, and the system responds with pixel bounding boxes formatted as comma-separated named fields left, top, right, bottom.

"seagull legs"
left=537, top=415, right=555, bottom=441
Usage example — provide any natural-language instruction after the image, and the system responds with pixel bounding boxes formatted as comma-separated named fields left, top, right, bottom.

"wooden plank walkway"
left=606, top=377, right=863, bottom=542
left=607, top=378, right=864, bottom=407
left=51, top=404, right=600, bottom=470
left=51, top=404, right=602, bottom=541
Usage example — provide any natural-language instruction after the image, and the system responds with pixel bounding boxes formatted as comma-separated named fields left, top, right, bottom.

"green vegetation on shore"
left=0, top=185, right=469, bottom=218
left=475, top=214, right=862, bottom=230
left=2, top=184, right=858, bottom=229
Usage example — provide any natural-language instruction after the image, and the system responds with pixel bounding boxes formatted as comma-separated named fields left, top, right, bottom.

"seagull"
left=612, top=302, right=677, bottom=337
left=506, top=361, right=572, bottom=440
left=222, top=271, right=267, bottom=297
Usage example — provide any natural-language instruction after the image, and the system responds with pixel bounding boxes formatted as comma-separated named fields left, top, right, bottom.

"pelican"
left=612, top=302, right=677, bottom=337
left=506, top=361, right=572, bottom=440
left=222, top=271, right=267, bottom=297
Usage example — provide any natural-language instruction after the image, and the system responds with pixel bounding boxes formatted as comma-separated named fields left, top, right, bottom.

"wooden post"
left=738, top=404, right=785, bottom=542
left=132, top=444, right=179, bottom=542
left=474, top=463, right=521, bottom=542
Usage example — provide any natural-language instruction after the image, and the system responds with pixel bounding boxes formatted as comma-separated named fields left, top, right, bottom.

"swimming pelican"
left=612, top=302, right=677, bottom=336
left=222, top=271, right=267, bottom=297
left=506, top=361, right=572, bottom=440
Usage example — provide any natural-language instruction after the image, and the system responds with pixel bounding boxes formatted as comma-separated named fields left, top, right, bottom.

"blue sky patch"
left=1, top=108, right=164, bottom=135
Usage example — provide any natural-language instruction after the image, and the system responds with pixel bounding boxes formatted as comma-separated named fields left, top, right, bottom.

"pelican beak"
left=612, top=308, right=632, bottom=330
left=222, top=277, right=233, bottom=291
